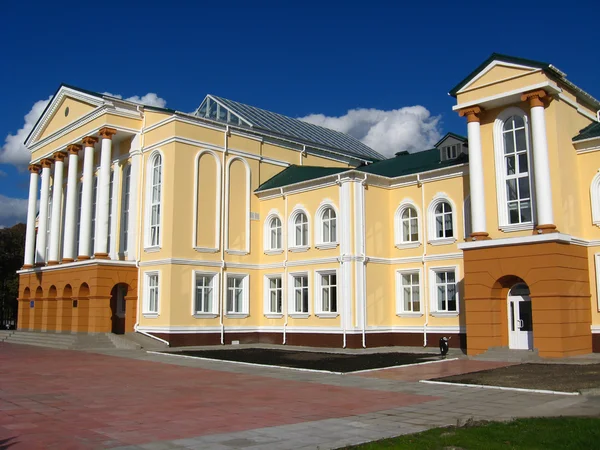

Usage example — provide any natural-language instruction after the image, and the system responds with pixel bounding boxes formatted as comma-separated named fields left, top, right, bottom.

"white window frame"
left=315, top=202, right=339, bottom=249
left=429, top=265, right=459, bottom=316
left=143, top=271, right=160, bottom=317
left=315, top=269, right=339, bottom=318
left=263, top=211, right=283, bottom=254
left=394, top=200, right=421, bottom=249
left=264, top=274, right=283, bottom=318
left=191, top=271, right=219, bottom=318
left=591, top=173, right=600, bottom=227
left=145, top=151, right=163, bottom=251
left=225, top=273, right=249, bottom=318
left=120, top=164, right=131, bottom=256
left=395, top=268, right=423, bottom=316
left=288, top=207, right=310, bottom=252
left=288, top=271, right=310, bottom=318
left=427, top=194, right=457, bottom=245
left=493, top=107, right=536, bottom=232
left=595, top=254, right=600, bottom=311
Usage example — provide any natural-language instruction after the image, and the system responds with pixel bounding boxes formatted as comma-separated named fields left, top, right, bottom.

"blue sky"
left=0, top=0, right=598, bottom=226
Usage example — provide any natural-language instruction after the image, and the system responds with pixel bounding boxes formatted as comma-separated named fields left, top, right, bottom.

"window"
left=265, top=275, right=283, bottom=315
left=144, top=272, right=159, bottom=315
left=107, top=170, right=114, bottom=253
left=91, top=176, right=98, bottom=251
left=433, top=269, right=457, bottom=313
left=148, top=153, right=162, bottom=248
left=226, top=274, right=248, bottom=316
left=503, top=115, right=532, bottom=225
left=316, top=271, right=337, bottom=315
left=45, top=186, right=52, bottom=261
left=320, top=207, right=337, bottom=244
left=269, top=217, right=282, bottom=250
left=434, top=202, right=453, bottom=238
left=443, top=144, right=459, bottom=160
left=291, top=274, right=309, bottom=315
left=401, top=207, right=419, bottom=242
left=290, top=210, right=309, bottom=249
left=397, top=271, right=421, bottom=314
left=76, top=180, right=82, bottom=253
left=121, top=165, right=131, bottom=253
left=194, top=273, right=216, bottom=315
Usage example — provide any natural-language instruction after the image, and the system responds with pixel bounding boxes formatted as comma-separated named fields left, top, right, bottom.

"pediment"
left=458, top=61, right=540, bottom=93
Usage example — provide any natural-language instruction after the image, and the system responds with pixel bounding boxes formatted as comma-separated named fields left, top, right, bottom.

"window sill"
left=264, top=313, right=283, bottom=319
left=226, top=249, right=249, bottom=256
left=316, top=312, right=339, bottom=318
left=428, top=238, right=456, bottom=246
left=316, top=243, right=338, bottom=250
left=499, top=223, right=534, bottom=232
left=144, top=246, right=161, bottom=253
left=395, top=242, right=421, bottom=249
left=289, top=246, right=309, bottom=253
left=194, top=247, right=219, bottom=253
left=193, top=313, right=219, bottom=319
left=431, top=311, right=459, bottom=317
left=289, top=313, right=309, bottom=319
left=143, top=313, right=159, bottom=318
left=225, top=313, right=249, bottom=319
left=396, top=312, right=423, bottom=318
left=264, top=249, right=283, bottom=256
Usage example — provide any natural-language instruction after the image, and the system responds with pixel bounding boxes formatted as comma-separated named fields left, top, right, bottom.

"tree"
left=0, top=223, right=25, bottom=328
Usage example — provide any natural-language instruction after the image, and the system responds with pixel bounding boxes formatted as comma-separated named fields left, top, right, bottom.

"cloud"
left=0, top=194, right=29, bottom=227
left=0, top=96, right=52, bottom=168
left=299, top=106, right=442, bottom=158
left=104, top=92, right=167, bottom=108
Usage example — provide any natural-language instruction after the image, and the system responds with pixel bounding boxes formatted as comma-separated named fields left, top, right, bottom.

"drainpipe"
left=418, top=174, right=428, bottom=347
left=219, top=126, right=229, bottom=344
left=359, top=174, right=368, bottom=348
left=337, top=174, right=347, bottom=348
left=282, top=188, right=289, bottom=344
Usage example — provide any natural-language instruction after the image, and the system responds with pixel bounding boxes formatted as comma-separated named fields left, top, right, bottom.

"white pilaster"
left=48, top=152, right=66, bottom=265
left=94, top=128, right=116, bottom=258
left=109, top=160, right=121, bottom=259
left=339, top=178, right=353, bottom=336
left=35, top=159, right=53, bottom=265
left=460, top=106, right=488, bottom=239
left=78, top=136, right=98, bottom=259
left=127, top=149, right=142, bottom=259
left=23, top=165, right=40, bottom=268
left=62, top=145, right=81, bottom=262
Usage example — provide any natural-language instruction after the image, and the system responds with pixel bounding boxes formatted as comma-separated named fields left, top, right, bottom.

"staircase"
left=473, top=346, right=540, bottom=362
left=1, top=331, right=168, bottom=351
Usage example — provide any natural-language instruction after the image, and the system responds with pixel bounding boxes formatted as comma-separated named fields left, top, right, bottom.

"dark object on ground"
left=439, top=336, right=451, bottom=358
left=434, top=363, right=600, bottom=392
left=164, top=348, right=438, bottom=373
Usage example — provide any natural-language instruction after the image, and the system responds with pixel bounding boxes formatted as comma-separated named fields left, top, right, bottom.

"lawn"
left=341, top=417, right=600, bottom=449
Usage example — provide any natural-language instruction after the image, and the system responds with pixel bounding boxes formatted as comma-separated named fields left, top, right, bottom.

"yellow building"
left=17, top=53, right=600, bottom=358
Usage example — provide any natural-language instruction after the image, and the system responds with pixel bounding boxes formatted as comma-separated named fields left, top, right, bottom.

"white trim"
left=191, top=270, right=219, bottom=316
left=288, top=205, right=311, bottom=250
left=224, top=156, right=251, bottom=254
left=366, top=252, right=462, bottom=265
left=17, top=259, right=136, bottom=274
left=136, top=257, right=340, bottom=270
left=143, top=270, right=160, bottom=317
left=452, top=81, right=562, bottom=111
left=429, top=265, right=460, bottom=314
left=595, top=254, right=600, bottom=312
left=427, top=193, right=457, bottom=244
left=224, top=272, right=249, bottom=316
left=576, top=144, right=600, bottom=154
left=395, top=267, right=423, bottom=315
left=314, top=268, right=339, bottom=316
left=136, top=324, right=465, bottom=334
left=288, top=271, right=310, bottom=316
left=419, top=380, right=580, bottom=396
left=591, top=172, right=600, bottom=226
left=456, top=61, right=540, bottom=94
left=263, top=209, right=283, bottom=253
left=264, top=273, right=284, bottom=316
left=458, top=232, right=573, bottom=250
left=315, top=200, right=339, bottom=247
left=500, top=223, right=535, bottom=232
left=558, top=92, right=599, bottom=122
left=144, top=149, right=164, bottom=250
left=192, top=150, right=222, bottom=251
left=394, top=199, right=421, bottom=247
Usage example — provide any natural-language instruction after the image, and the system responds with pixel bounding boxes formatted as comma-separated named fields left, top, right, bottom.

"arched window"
left=590, top=173, right=600, bottom=226
left=295, top=213, right=308, bottom=247
left=269, top=217, right=282, bottom=250
left=434, top=202, right=453, bottom=238
left=401, top=207, right=419, bottom=242
left=147, top=153, right=162, bottom=248
left=317, top=206, right=337, bottom=245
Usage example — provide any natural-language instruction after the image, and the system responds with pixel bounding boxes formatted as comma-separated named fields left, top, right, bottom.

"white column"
left=523, top=90, right=555, bottom=230
left=127, top=149, right=142, bottom=259
left=48, top=152, right=66, bottom=265
left=94, top=128, right=116, bottom=258
left=62, top=145, right=81, bottom=262
left=23, top=165, right=41, bottom=268
left=35, top=159, right=53, bottom=265
left=78, top=136, right=98, bottom=259
left=109, top=160, right=121, bottom=259
left=460, top=106, right=488, bottom=239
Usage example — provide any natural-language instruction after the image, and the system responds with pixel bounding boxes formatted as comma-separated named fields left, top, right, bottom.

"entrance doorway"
left=507, top=283, right=533, bottom=350
left=110, top=284, right=128, bottom=334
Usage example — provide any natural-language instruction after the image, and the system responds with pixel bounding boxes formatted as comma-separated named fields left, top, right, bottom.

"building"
left=17, top=53, right=600, bottom=358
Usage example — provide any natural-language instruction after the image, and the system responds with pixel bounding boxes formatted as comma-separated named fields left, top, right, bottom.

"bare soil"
left=165, top=348, right=440, bottom=373
left=434, top=363, right=600, bottom=392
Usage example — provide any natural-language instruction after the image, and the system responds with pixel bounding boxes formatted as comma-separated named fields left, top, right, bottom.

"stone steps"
left=0, top=330, right=14, bottom=342
left=473, top=346, right=540, bottom=362
left=2, top=331, right=164, bottom=351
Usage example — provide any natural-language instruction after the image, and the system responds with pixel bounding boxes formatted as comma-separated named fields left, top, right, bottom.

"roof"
left=194, top=95, right=384, bottom=161
left=434, top=132, right=467, bottom=148
left=255, top=166, right=348, bottom=192
left=573, top=121, right=600, bottom=142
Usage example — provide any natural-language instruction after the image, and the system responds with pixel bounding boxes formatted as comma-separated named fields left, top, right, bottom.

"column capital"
left=67, top=144, right=82, bottom=155
left=28, top=164, right=41, bottom=174
left=521, top=89, right=548, bottom=108
left=53, top=151, right=67, bottom=162
left=82, top=136, right=99, bottom=147
left=40, top=158, right=53, bottom=168
left=99, top=127, right=117, bottom=140
left=458, top=106, right=482, bottom=123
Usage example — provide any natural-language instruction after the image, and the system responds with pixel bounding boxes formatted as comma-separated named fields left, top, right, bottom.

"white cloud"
left=104, top=92, right=167, bottom=108
left=0, top=96, right=52, bottom=168
left=0, top=194, right=29, bottom=227
left=299, top=106, right=442, bottom=158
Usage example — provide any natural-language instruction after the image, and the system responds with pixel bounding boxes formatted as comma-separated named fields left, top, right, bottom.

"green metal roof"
left=573, top=121, right=600, bottom=142
left=255, top=165, right=348, bottom=192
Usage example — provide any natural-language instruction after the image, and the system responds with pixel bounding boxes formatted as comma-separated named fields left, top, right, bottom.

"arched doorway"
left=110, top=284, right=128, bottom=334
left=507, top=283, right=533, bottom=350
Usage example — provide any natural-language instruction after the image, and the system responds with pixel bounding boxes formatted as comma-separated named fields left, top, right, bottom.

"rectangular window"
left=434, top=270, right=457, bottom=312
left=292, top=274, right=309, bottom=314
left=194, top=273, right=216, bottom=314
left=145, top=272, right=159, bottom=314
left=121, top=165, right=131, bottom=253
left=319, top=273, right=337, bottom=313
left=107, top=170, right=114, bottom=253
left=398, top=271, right=421, bottom=313
left=266, top=276, right=283, bottom=314
left=226, top=275, right=247, bottom=315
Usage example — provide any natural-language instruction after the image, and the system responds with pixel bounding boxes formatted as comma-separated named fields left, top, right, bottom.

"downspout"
left=337, top=174, right=347, bottom=349
left=418, top=174, right=428, bottom=347
left=282, top=188, right=289, bottom=344
left=360, top=174, right=368, bottom=348
left=219, top=125, right=229, bottom=344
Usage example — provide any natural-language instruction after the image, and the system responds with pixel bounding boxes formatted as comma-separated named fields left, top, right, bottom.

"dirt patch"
left=164, top=348, right=441, bottom=373
left=434, top=363, right=600, bottom=392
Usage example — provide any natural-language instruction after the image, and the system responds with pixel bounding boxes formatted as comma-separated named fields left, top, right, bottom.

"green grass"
left=342, top=417, right=600, bottom=449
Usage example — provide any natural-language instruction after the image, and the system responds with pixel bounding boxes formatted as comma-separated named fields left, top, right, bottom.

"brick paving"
left=1, top=343, right=600, bottom=449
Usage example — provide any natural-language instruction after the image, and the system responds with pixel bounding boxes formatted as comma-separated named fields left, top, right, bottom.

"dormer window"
left=443, top=145, right=459, bottom=160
